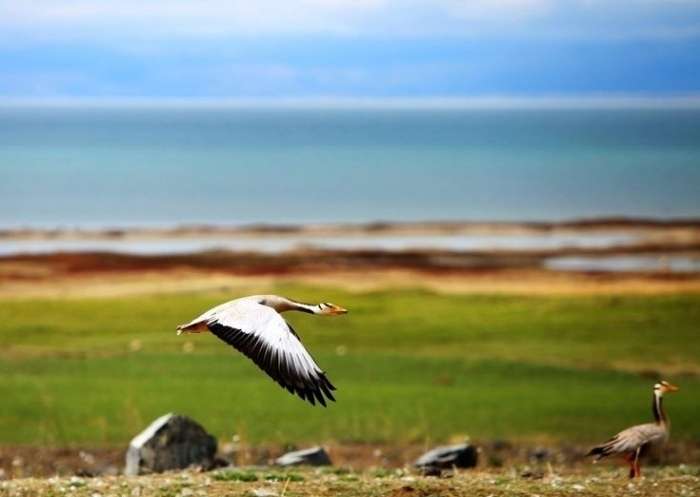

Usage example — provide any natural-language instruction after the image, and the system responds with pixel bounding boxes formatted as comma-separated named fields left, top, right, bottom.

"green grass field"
left=1, top=286, right=698, bottom=447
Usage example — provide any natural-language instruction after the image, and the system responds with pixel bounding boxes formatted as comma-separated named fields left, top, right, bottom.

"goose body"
left=587, top=381, right=679, bottom=478
left=177, top=295, right=347, bottom=406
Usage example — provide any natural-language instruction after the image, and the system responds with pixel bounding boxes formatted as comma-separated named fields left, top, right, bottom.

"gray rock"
left=414, top=443, right=478, bottom=470
left=125, top=413, right=218, bottom=476
left=274, top=447, right=331, bottom=467
left=527, top=447, right=551, bottom=463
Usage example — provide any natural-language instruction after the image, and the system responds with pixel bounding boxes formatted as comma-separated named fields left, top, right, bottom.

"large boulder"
left=125, top=413, right=218, bottom=476
left=414, top=443, right=478, bottom=471
left=274, top=447, right=332, bottom=467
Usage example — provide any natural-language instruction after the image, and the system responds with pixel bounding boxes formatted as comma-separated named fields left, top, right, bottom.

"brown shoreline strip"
left=3, top=216, right=700, bottom=241
left=2, top=247, right=699, bottom=278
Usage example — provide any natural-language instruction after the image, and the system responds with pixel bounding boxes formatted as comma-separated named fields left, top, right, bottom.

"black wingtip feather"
left=208, top=320, right=337, bottom=407
left=586, top=445, right=611, bottom=460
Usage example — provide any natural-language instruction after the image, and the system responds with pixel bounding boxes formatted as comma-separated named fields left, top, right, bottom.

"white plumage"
left=177, top=295, right=347, bottom=406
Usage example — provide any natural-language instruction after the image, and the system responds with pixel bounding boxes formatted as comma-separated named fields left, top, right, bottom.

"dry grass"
left=2, top=466, right=699, bottom=497
left=2, top=268, right=700, bottom=300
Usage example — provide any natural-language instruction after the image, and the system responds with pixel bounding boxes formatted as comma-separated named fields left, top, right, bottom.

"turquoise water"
left=1, top=106, right=699, bottom=228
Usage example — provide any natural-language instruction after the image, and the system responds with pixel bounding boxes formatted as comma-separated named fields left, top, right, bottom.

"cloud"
left=1, top=0, right=699, bottom=41
left=1, top=1, right=699, bottom=98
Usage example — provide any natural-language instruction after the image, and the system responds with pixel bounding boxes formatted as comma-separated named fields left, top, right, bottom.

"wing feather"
left=194, top=299, right=336, bottom=406
left=589, top=423, right=666, bottom=459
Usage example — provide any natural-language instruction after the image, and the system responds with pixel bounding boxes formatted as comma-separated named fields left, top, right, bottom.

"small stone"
left=420, top=466, right=443, bottom=477
left=520, top=469, right=544, bottom=479
left=251, top=489, right=278, bottom=497
left=528, top=447, right=551, bottom=463
left=414, top=443, right=478, bottom=470
left=275, top=447, right=331, bottom=467
left=80, top=452, right=96, bottom=465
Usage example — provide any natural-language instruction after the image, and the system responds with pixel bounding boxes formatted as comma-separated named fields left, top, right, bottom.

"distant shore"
left=3, top=217, right=700, bottom=241
left=2, top=218, right=699, bottom=297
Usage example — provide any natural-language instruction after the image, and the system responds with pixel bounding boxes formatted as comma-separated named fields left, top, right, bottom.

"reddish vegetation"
left=2, top=245, right=700, bottom=281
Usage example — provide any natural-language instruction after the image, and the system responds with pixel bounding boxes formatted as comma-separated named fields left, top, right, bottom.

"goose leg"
left=633, top=448, right=642, bottom=478
left=624, top=453, right=635, bottom=478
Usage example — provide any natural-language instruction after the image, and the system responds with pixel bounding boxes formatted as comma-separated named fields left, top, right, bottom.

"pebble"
left=250, top=489, right=278, bottom=497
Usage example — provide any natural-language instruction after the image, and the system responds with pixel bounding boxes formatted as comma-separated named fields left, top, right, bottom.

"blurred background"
left=1, top=0, right=699, bottom=478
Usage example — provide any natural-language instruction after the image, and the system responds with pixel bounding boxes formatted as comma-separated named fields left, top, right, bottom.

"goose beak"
left=327, top=304, right=348, bottom=315
left=666, top=383, right=680, bottom=392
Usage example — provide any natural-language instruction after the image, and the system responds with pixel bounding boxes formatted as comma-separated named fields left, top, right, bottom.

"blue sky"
left=1, top=1, right=700, bottom=99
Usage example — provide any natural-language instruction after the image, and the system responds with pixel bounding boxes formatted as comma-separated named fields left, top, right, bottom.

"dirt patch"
left=0, top=446, right=123, bottom=480
left=3, top=441, right=699, bottom=479
left=389, top=485, right=433, bottom=497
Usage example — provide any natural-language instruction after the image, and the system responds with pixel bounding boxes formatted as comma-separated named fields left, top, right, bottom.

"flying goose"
left=177, top=295, right=347, bottom=406
left=587, top=380, right=679, bottom=478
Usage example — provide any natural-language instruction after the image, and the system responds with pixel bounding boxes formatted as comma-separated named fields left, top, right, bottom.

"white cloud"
left=1, top=1, right=386, bottom=36
left=0, top=0, right=699, bottom=40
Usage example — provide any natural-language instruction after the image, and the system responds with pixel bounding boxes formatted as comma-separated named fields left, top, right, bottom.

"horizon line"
left=3, top=95, right=700, bottom=110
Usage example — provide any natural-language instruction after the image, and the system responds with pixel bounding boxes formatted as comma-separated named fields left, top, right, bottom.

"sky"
left=1, top=1, right=700, bottom=99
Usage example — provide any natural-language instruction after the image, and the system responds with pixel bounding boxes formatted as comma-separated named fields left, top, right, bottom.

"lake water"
left=0, top=232, right=639, bottom=256
left=545, top=255, right=700, bottom=273
left=1, top=105, right=699, bottom=229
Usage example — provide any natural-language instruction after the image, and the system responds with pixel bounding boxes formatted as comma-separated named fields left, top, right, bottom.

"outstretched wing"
left=193, top=300, right=336, bottom=406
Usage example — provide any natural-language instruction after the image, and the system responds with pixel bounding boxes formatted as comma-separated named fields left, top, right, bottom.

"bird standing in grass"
left=587, top=380, right=679, bottom=478
left=177, top=295, right=347, bottom=406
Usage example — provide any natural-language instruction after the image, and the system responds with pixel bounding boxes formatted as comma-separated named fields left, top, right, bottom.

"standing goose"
left=177, top=295, right=347, bottom=407
left=587, top=380, right=679, bottom=478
